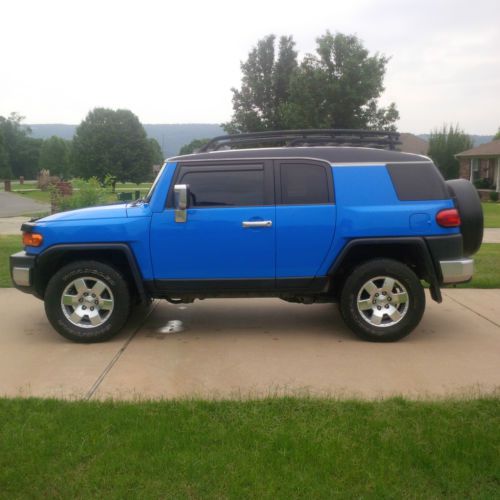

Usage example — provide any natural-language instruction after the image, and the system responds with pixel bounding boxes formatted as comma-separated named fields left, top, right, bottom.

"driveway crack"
left=84, top=301, right=158, bottom=400
left=443, top=291, right=500, bottom=329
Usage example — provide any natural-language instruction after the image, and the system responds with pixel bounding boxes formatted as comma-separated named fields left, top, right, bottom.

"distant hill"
left=26, top=124, right=494, bottom=156
left=27, top=123, right=224, bottom=158
left=418, top=134, right=494, bottom=147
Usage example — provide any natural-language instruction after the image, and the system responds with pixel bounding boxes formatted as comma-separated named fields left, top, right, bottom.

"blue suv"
left=10, top=130, right=483, bottom=343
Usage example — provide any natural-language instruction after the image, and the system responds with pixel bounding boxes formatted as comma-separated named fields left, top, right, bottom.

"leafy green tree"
left=149, top=138, right=164, bottom=164
left=39, top=136, right=70, bottom=178
left=72, top=108, right=153, bottom=183
left=0, top=113, right=42, bottom=179
left=283, top=32, right=398, bottom=130
left=428, top=124, right=473, bottom=179
left=224, top=35, right=297, bottom=133
left=179, top=138, right=210, bottom=155
left=0, top=130, right=12, bottom=180
left=225, top=32, right=398, bottom=133
left=494, top=128, right=500, bottom=140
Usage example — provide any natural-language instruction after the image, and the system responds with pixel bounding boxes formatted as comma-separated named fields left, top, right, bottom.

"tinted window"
left=387, top=163, right=449, bottom=201
left=281, top=163, right=329, bottom=204
left=181, top=169, right=265, bottom=207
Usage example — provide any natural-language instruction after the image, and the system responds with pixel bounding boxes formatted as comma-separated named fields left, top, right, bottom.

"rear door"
left=150, top=160, right=275, bottom=282
left=275, top=160, right=336, bottom=278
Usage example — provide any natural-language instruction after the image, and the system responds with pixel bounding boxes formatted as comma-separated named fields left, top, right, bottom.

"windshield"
left=145, top=163, right=166, bottom=202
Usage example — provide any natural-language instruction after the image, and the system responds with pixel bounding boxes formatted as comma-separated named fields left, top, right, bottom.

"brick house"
left=456, top=140, right=500, bottom=192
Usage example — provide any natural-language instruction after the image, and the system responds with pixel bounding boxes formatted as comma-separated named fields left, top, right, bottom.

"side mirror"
left=174, top=184, right=188, bottom=222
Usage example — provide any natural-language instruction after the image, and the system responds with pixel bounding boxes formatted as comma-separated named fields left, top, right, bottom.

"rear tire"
left=45, top=260, right=131, bottom=343
left=340, top=259, right=425, bottom=342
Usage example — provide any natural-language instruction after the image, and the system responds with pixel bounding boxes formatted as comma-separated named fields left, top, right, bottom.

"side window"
left=180, top=167, right=265, bottom=207
left=280, top=163, right=330, bottom=205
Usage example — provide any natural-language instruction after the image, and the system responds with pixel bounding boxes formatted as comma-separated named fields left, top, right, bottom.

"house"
left=456, top=140, right=500, bottom=192
left=398, top=133, right=429, bottom=155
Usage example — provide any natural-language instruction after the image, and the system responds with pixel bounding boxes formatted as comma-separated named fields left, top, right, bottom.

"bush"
left=474, top=178, right=493, bottom=189
left=52, top=177, right=108, bottom=212
left=490, top=191, right=499, bottom=202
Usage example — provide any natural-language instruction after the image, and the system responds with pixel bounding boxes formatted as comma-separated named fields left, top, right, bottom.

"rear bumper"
left=439, top=258, right=474, bottom=284
left=10, top=251, right=37, bottom=294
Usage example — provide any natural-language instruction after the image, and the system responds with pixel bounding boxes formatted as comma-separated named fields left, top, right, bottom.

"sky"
left=1, top=0, right=499, bottom=134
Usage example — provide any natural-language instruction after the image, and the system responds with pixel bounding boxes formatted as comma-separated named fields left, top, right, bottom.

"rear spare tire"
left=446, top=179, right=483, bottom=256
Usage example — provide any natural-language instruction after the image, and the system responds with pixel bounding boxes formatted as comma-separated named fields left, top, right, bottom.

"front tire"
left=45, top=260, right=131, bottom=343
left=340, top=259, right=425, bottom=342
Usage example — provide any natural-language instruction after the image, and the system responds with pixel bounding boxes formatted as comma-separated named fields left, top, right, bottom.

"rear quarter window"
left=387, top=162, right=449, bottom=201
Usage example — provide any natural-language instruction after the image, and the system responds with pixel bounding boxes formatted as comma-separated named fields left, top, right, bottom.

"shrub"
left=490, top=191, right=499, bottom=202
left=51, top=177, right=108, bottom=212
left=473, top=178, right=493, bottom=189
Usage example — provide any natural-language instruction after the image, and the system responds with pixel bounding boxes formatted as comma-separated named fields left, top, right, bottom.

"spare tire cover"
left=446, top=179, right=483, bottom=256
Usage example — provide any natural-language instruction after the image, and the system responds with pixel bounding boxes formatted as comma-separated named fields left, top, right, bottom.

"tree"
left=149, top=138, right=164, bottom=165
left=494, top=128, right=500, bottom=140
left=224, top=35, right=298, bottom=132
left=428, top=124, right=473, bottom=180
left=0, top=113, right=42, bottom=179
left=0, top=130, right=12, bottom=180
left=72, top=108, right=153, bottom=183
left=178, top=138, right=210, bottom=155
left=225, top=32, right=398, bottom=133
left=284, top=32, right=398, bottom=130
left=39, top=136, right=70, bottom=178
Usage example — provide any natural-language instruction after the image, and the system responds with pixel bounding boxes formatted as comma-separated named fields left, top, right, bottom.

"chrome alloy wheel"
left=356, top=276, right=409, bottom=328
left=61, top=277, right=114, bottom=328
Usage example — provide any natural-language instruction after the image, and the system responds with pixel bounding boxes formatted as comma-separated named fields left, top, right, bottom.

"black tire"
left=44, top=260, right=131, bottom=343
left=446, top=179, right=483, bottom=256
left=340, top=259, right=425, bottom=342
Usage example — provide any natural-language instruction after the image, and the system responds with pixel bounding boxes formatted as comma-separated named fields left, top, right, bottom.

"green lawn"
left=13, top=189, right=51, bottom=204
left=457, top=243, right=500, bottom=288
left=0, top=235, right=21, bottom=287
left=483, top=202, right=500, bottom=228
left=0, top=397, right=498, bottom=498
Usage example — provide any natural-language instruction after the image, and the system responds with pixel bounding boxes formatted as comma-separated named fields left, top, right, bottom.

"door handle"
left=242, top=220, right=273, bottom=228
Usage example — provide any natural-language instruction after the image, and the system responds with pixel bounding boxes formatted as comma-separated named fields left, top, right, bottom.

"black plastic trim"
left=146, top=276, right=328, bottom=298
left=328, top=237, right=442, bottom=302
left=21, top=222, right=36, bottom=233
left=36, top=243, right=148, bottom=302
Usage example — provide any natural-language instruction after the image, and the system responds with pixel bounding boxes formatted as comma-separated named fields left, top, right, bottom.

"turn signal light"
left=22, top=232, right=43, bottom=247
left=436, top=209, right=461, bottom=228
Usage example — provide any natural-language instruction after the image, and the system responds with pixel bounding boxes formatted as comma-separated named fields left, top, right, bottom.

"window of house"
left=280, top=163, right=330, bottom=205
left=180, top=167, right=265, bottom=207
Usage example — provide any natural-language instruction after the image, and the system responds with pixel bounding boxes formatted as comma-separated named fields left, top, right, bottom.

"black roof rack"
left=198, top=129, right=400, bottom=152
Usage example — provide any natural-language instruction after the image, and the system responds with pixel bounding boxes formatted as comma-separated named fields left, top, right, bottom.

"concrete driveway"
left=0, top=289, right=499, bottom=400
left=0, top=191, right=49, bottom=217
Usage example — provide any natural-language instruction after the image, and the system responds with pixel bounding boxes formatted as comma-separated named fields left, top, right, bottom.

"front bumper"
left=439, top=258, right=474, bottom=284
left=10, top=251, right=37, bottom=294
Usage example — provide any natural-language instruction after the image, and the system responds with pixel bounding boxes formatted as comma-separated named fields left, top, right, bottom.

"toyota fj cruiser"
left=10, top=130, right=483, bottom=343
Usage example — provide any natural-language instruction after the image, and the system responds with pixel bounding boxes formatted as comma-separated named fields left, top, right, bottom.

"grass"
left=483, top=202, right=500, bottom=228
left=0, top=235, right=21, bottom=287
left=0, top=397, right=498, bottom=498
left=457, top=243, right=500, bottom=288
left=13, top=189, right=51, bottom=204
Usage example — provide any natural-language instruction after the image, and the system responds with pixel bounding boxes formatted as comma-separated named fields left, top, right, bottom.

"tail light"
left=22, top=232, right=43, bottom=247
left=436, top=209, right=461, bottom=228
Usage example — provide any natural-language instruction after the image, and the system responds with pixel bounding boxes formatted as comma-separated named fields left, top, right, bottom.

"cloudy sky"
left=1, top=0, right=499, bottom=134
